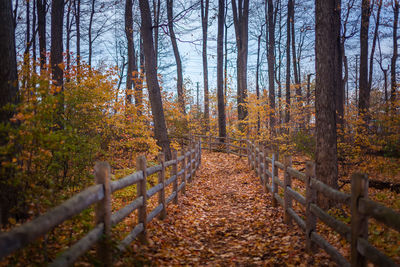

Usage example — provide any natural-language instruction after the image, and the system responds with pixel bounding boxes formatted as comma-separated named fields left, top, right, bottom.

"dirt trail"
left=122, top=152, right=334, bottom=266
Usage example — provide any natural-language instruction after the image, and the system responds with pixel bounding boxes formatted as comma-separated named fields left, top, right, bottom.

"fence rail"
left=0, top=140, right=202, bottom=266
left=195, top=134, right=400, bottom=267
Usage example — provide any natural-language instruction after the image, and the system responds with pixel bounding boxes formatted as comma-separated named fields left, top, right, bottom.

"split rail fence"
left=196, top=134, right=400, bottom=267
left=0, top=140, right=202, bottom=266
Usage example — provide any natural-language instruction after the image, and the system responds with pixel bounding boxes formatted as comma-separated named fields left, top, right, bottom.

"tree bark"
left=51, top=0, right=64, bottom=87
left=139, top=0, right=172, bottom=160
left=153, top=0, right=160, bottom=68
left=315, top=0, right=340, bottom=208
left=368, top=1, right=381, bottom=93
left=167, top=0, right=185, bottom=114
left=88, top=0, right=95, bottom=66
left=201, top=0, right=209, bottom=131
left=125, top=0, right=137, bottom=106
left=217, top=0, right=226, bottom=141
left=0, top=0, right=20, bottom=225
left=285, top=0, right=292, bottom=124
left=391, top=1, right=399, bottom=105
left=290, top=0, right=300, bottom=99
left=231, top=0, right=249, bottom=132
left=359, top=0, right=371, bottom=114
left=256, top=29, right=262, bottom=132
left=267, top=0, right=275, bottom=135
left=74, top=0, right=80, bottom=69
left=37, top=0, right=46, bottom=70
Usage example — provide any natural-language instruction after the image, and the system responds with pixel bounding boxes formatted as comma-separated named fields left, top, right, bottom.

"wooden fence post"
left=198, top=140, right=202, bottom=166
left=171, top=149, right=178, bottom=204
left=351, top=172, right=369, bottom=267
left=189, top=143, right=193, bottom=183
left=226, top=136, right=229, bottom=154
left=182, top=148, right=187, bottom=195
left=263, top=147, right=269, bottom=191
left=271, top=152, right=279, bottom=207
left=254, top=142, right=258, bottom=173
left=239, top=139, right=242, bottom=158
left=247, top=140, right=251, bottom=168
left=258, top=144, right=263, bottom=184
left=305, top=161, right=317, bottom=253
left=94, top=162, right=112, bottom=266
left=209, top=133, right=212, bottom=152
left=137, top=155, right=148, bottom=244
left=158, top=153, right=166, bottom=220
left=284, top=155, right=293, bottom=225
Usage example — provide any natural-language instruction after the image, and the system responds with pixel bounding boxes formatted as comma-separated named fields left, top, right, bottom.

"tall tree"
left=266, top=0, right=276, bottom=135
left=315, top=0, right=341, bottom=207
left=217, top=0, right=226, bottom=141
left=201, top=0, right=209, bottom=131
left=0, top=0, right=20, bottom=225
left=88, top=0, right=95, bottom=66
left=290, top=0, right=300, bottom=99
left=231, top=0, right=249, bottom=131
left=153, top=0, right=160, bottom=67
left=125, top=0, right=137, bottom=105
left=285, top=0, right=292, bottom=123
left=139, top=0, right=172, bottom=159
left=73, top=0, right=81, bottom=69
left=359, top=0, right=371, bottom=114
left=37, top=0, right=46, bottom=70
left=391, top=0, right=399, bottom=105
left=167, top=0, right=185, bottom=114
left=51, top=0, right=64, bottom=87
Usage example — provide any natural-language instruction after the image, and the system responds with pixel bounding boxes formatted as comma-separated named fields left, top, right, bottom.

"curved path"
left=122, top=152, right=334, bottom=266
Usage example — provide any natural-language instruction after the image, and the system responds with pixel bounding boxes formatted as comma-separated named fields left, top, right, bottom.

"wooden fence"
left=0, top=140, right=202, bottom=266
left=196, top=134, right=400, bottom=267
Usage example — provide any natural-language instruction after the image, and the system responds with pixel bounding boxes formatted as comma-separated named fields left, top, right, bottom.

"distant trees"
left=315, top=0, right=341, bottom=207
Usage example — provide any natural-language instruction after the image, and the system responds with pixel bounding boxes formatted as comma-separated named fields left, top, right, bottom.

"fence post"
left=198, top=140, right=202, bottom=166
left=305, top=161, right=317, bottom=253
left=271, top=152, right=279, bottom=207
left=182, top=148, right=187, bottom=195
left=283, top=155, right=292, bottom=225
left=158, top=153, right=166, bottom=220
left=171, top=149, right=178, bottom=204
left=258, top=144, right=263, bottom=184
left=136, top=155, right=148, bottom=244
left=189, top=143, right=193, bottom=182
left=351, top=172, right=369, bottom=267
left=247, top=140, right=251, bottom=168
left=263, top=147, right=269, bottom=192
left=94, top=162, right=112, bottom=266
left=209, top=133, right=212, bottom=152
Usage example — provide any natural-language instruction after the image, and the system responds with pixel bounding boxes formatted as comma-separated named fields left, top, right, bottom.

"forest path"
left=121, top=152, right=333, bottom=266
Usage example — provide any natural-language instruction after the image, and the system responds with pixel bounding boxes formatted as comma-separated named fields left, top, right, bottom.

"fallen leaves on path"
left=120, top=152, right=334, bottom=266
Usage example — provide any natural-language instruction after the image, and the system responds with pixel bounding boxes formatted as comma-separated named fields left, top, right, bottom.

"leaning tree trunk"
left=315, top=0, right=340, bottom=208
left=139, top=0, right=172, bottom=160
left=167, top=0, right=185, bottom=114
left=217, top=0, right=226, bottom=141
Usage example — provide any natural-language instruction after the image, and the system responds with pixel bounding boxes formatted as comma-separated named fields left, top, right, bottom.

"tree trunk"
left=88, top=0, right=95, bottom=66
left=153, top=0, right=160, bottom=68
left=231, top=0, right=249, bottom=132
left=66, top=0, right=73, bottom=75
left=217, top=0, right=226, bottom=141
left=0, top=0, right=20, bottom=225
left=167, top=0, right=185, bottom=114
left=201, top=0, right=209, bottom=131
left=368, top=1, right=381, bottom=93
left=359, top=0, right=371, bottom=114
left=290, top=0, right=300, bottom=99
left=125, top=0, right=137, bottom=106
left=315, top=0, right=340, bottom=208
left=37, top=0, right=46, bottom=70
left=267, top=0, right=275, bottom=135
left=51, top=0, right=64, bottom=87
left=391, top=1, right=399, bottom=105
left=285, top=0, right=292, bottom=124
left=139, top=0, right=172, bottom=160
left=256, top=30, right=262, bottom=132
left=136, top=34, right=144, bottom=112
left=74, top=0, right=80, bottom=69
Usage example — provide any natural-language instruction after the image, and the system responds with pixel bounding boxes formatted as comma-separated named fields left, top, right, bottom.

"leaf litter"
left=120, top=152, right=335, bottom=266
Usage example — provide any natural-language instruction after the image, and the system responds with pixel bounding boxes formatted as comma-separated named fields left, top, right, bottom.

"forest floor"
left=119, top=152, right=335, bottom=266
